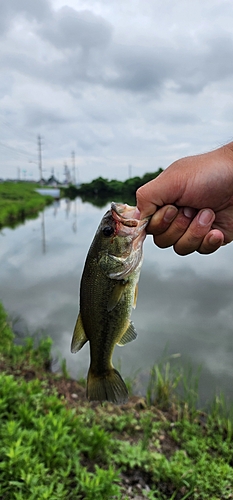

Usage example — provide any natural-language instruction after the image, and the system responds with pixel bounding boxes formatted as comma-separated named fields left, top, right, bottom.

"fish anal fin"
left=107, top=282, right=126, bottom=312
left=117, top=321, right=137, bottom=346
left=87, top=367, right=128, bottom=404
left=71, top=313, right=88, bottom=353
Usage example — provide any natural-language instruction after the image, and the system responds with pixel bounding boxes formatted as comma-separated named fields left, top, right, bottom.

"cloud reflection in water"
left=0, top=199, right=233, bottom=403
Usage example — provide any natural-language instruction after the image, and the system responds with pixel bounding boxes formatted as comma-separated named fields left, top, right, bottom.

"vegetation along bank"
left=0, top=182, right=53, bottom=229
left=0, top=302, right=233, bottom=499
left=62, top=168, right=163, bottom=206
left=0, top=169, right=163, bottom=231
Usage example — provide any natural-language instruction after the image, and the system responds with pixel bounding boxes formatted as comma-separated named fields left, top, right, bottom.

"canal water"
left=1, top=198, right=233, bottom=404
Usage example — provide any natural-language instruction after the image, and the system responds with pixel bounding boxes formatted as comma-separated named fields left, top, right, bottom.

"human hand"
left=136, top=143, right=233, bottom=255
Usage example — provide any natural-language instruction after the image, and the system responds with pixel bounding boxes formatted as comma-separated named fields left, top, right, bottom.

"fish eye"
left=102, top=225, right=114, bottom=237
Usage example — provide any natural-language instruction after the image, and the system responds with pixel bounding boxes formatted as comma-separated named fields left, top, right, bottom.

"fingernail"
left=198, top=209, right=214, bottom=226
left=183, top=207, right=195, bottom=218
left=164, top=206, right=178, bottom=222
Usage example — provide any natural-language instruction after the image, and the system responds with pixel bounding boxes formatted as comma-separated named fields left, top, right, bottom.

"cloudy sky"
left=1, top=0, right=233, bottom=182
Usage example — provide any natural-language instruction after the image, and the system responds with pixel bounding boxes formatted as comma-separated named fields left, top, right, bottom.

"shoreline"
left=0, top=302, right=233, bottom=499
left=0, top=181, right=54, bottom=229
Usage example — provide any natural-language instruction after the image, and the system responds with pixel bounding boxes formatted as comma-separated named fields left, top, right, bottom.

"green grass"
left=0, top=302, right=233, bottom=499
left=0, top=182, right=53, bottom=228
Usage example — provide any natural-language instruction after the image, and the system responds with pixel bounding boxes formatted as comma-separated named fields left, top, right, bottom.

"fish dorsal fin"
left=133, top=283, right=138, bottom=309
left=117, top=321, right=137, bottom=346
left=71, top=313, right=88, bottom=353
left=107, top=282, right=126, bottom=312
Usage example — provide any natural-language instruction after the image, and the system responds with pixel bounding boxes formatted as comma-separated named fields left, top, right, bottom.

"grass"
left=0, top=182, right=53, bottom=228
left=0, top=302, right=233, bottom=499
left=145, top=356, right=202, bottom=416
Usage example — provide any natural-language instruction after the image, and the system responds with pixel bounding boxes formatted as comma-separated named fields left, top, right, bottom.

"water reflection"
left=72, top=199, right=77, bottom=233
left=0, top=198, right=233, bottom=404
left=41, top=211, right=46, bottom=254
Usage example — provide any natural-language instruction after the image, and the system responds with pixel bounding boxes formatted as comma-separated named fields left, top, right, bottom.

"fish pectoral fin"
left=71, top=313, right=88, bottom=353
left=117, top=321, right=137, bottom=346
left=133, top=283, right=138, bottom=309
left=107, top=281, right=127, bottom=312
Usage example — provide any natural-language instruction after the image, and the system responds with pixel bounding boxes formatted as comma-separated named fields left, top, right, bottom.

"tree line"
left=63, top=168, right=163, bottom=206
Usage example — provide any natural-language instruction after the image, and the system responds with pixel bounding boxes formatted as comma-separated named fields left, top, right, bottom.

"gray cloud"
left=203, top=35, right=233, bottom=81
left=1, top=2, right=233, bottom=100
left=38, top=6, right=113, bottom=51
left=0, top=0, right=51, bottom=34
left=105, top=43, right=171, bottom=93
left=23, top=106, right=70, bottom=128
left=1, top=0, right=233, bottom=181
left=174, top=35, right=233, bottom=94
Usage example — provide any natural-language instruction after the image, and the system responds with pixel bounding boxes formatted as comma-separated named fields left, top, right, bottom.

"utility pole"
left=38, top=135, right=43, bottom=184
left=64, top=162, right=71, bottom=184
left=71, top=151, right=76, bottom=185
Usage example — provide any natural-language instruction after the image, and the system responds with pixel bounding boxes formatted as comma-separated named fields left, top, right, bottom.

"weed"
left=208, top=391, right=233, bottom=440
left=1, top=301, right=233, bottom=499
left=61, top=358, right=69, bottom=379
left=146, top=358, right=182, bottom=409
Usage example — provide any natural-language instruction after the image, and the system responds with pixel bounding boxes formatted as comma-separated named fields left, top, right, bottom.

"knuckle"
left=174, top=234, right=203, bottom=255
left=148, top=212, right=171, bottom=235
left=149, top=222, right=170, bottom=236
left=171, top=218, right=189, bottom=231
left=153, top=235, right=170, bottom=248
left=174, top=245, right=193, bottom=256
left=223, top=234, right=232, bottom=244
left=136, top=186, right=143, bottom=200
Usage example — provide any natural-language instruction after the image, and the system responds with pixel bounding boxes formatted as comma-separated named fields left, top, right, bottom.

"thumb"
left=136, top=170, right=178, bottom=218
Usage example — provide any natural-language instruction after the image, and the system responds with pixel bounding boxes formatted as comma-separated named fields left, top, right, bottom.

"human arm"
left=136, top=142, right=233, bottom=255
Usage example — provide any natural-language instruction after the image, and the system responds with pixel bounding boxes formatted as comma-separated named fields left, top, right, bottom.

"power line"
left=1, top=119, right=36, bottom=142
left=0, top=140, right=36, bottom=160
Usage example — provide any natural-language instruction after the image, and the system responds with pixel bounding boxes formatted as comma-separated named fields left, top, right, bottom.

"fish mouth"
left=107, top=202, right=149, bottom=280
left=111, top=202, right=149, bottom=231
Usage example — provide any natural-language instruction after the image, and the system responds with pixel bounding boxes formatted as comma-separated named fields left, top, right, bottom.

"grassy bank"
left=0, top=182, right=53, bottom=228
left=0, top=303, right=233, bottom=499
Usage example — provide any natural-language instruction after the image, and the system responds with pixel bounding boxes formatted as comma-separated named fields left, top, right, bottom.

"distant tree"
left=63, top=168, right=163, bottom=205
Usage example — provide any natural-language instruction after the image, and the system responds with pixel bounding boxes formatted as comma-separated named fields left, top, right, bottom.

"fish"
left=71, top=202, right=149, bottom=404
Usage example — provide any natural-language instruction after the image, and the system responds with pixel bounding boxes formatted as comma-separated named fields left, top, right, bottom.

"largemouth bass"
left=71, top=202, right=149, bottom=404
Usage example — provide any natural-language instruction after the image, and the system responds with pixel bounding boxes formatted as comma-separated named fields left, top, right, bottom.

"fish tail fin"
left=87, top=367, right=128, bottom=404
